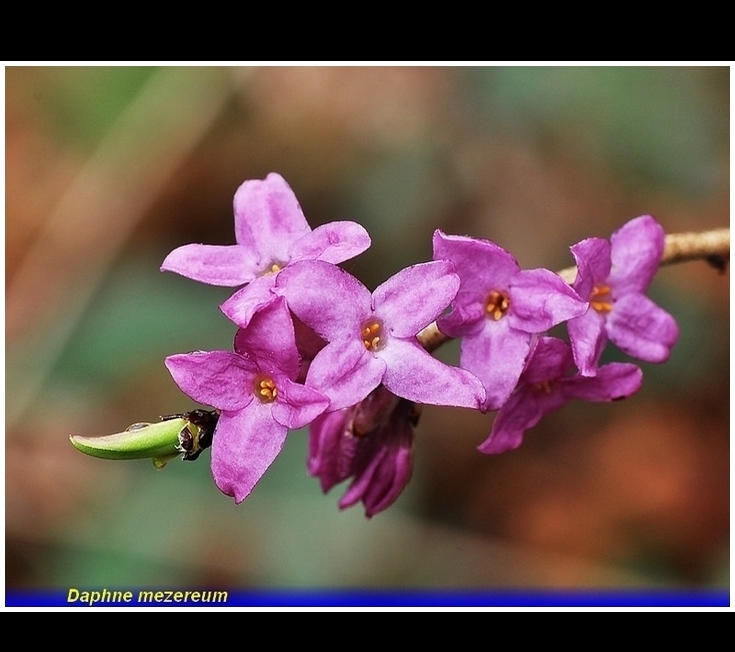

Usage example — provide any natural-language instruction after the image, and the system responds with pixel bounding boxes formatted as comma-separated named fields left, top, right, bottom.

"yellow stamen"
left=590, top=284, right=613, bottom=313
left=485, top=290, right=510, bottom=320
left=256, top=377, right=278, bottom=402
left=261, top=261, right=283, bottom=276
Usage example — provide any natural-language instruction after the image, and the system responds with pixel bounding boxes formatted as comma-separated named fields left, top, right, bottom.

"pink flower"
left=479, top=337, right=643, bottom=454
left=568, top=215, right=679, bottom=376
left=433, top=230, right=588, bottom=411
left=161, top=172, right=370, bottom=328
left=165, top=298, right=329, bottom=503
left=275, top=259, right=487, bottom=411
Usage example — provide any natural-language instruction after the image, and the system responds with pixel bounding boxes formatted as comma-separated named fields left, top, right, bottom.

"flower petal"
left=161, top=243, right=261, bottom=286
left=361, top=439, right=413, bottom=518
left=433, top=230, right=519, bottom=291
left=373, top=260, right=459, bottom=337
left=477, top=387, right=559, bottom=454
left=165, top=351, right=256, bottom=411
left=210, top=404, right=288, bottom=503
left=276, top=260, right=371, bottom=340
left=338, top=446, right=389, bottom=512
left=271, top=378, right=329, bottom=429
left=608, top=215, right=665, bottom=294
left=570, top=237, right=611, bottom=298
left=339, top=438, right=413, bottom=518
left=509, top=268, right=587, bottom=332
left=308, top=410, right=356, bottom=491
left=436, top=298, right=486, bottom=338
left=520, top=336, right=574, bottom=385
left=562, top=362, right=643, bottom=402
left=567, top=308, right=608, bottom=377
left=289, top=221, right=371, bottom=264
left=606, top=293, right=679, bottom=363
left=381, top=338, right=486, bottom=409
left=459, top=322, right=532, bottom=411
left=233, top=172, right=311, bottom=262
left=233, top=297, right=300, bottom=380
left=306, top=338, right=386, bottom=411
left=220, top=274, right=279, bottom=329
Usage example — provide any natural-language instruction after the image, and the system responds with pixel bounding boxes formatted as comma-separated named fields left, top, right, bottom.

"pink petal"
left=509, top=268, right=587, bottom=332
left=563, top=362, right=643, bottom=402
left=570, top=237, right=611, bottom=298
left=276, top=260, right=371, bottom=340
left=381, top=338, right=486, bottom=409
left=161, top=243, right=261, bottom=286
left=520, top=336, right=573, bottom=385
left=567, top=308, right=608, bottom=377
left=165, top=351, right=256, bottom=411
left=433, top=230, right=519, bottom=290
left=359, top=441, right=413, bottom=518
left=609, top=215, right=665, bottom=294
left=606, top=293, right=679, bottom=363
left=232, top=173, right=311, bottom=262
left=373, top=260, right=459, bottom=338
left=271, top=378, right=329, bottom=429
left=289, top=221, right=371, bottom=264
left=220, top=274, right=279, bottom=329
left=477, top=388, right=552, bottom=454
left=459, top=323, right=532, bottom=411
left=211, top=404, right=289, bottom=503
left=233, top=297, right=300, bottom=380
left=338, top=446, right=389, bottom=511
left=306, top=338, right=387, bottom=411
left=308, top=410, right=356, bottom=491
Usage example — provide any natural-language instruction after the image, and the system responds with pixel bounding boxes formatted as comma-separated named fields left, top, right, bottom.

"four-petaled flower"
left=275, top=259, right=487, bottom=411
left=165, top=298, right=329, bottom=503
left=567, top=214, right=679, bottom=376
left=309, top=387, right=417, bottom=518
left=161, top=172, right=371, bottom=328
left=433, top=229, right=588, bottom=411
left=478, top=336, right=643, bottom=454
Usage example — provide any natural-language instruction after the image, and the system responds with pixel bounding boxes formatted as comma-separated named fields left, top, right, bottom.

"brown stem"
left=417, top=227, right=730, bottom=353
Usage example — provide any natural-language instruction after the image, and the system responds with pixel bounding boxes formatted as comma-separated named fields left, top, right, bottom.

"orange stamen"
left=361, top=321, right=384, bottom=351
left=590, top=284, right=613, bottom=313
left=485, top=290, right=510, bottom=320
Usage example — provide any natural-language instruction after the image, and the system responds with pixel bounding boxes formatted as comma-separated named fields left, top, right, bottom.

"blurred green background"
left=5, top=65, right=729, bottom=593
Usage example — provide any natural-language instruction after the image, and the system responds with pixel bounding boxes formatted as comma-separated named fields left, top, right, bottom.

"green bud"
left=70, top=409, right=218, bottom=468
left=70, top=418, right=190, bottom=467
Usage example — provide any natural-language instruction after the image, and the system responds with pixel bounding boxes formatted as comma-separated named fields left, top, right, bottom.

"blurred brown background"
left=5, top=65, right=729, bottom=592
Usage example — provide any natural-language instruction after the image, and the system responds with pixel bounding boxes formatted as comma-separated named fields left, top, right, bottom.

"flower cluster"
left=163, top=173, right=678, bottom=517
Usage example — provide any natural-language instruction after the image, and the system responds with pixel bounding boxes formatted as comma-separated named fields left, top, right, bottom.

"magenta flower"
left=433, top=230, right=588, bottom=411
left=479, top=337, right=643, bottom=455
left=275, top=259, right=487, bottom=411
left=165, top=298, right=329, bottom=503
left=568, top=215, right=679, bottom=376
left=309, top=387, right=417, bottom=518
left=161, top=172, right=371, bottom=328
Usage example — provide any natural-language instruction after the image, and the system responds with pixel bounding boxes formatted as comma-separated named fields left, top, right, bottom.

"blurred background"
left=5, top=65, right=729, bottom=595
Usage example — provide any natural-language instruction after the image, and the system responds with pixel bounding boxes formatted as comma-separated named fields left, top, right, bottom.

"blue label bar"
left=5, top=588, right=730, bottom=608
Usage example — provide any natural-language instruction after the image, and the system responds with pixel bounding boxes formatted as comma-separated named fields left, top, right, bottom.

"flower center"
left=361, top=319, right=385, bottom=352
left=590, top=284, right=613, bottom=313
left=535, top=380, right=554, bottom=394
left=261, top=261, right=284, bottom=276
left=255, top=376, right=278, bottom=403
left=485, top=290, right=510, bottom=320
